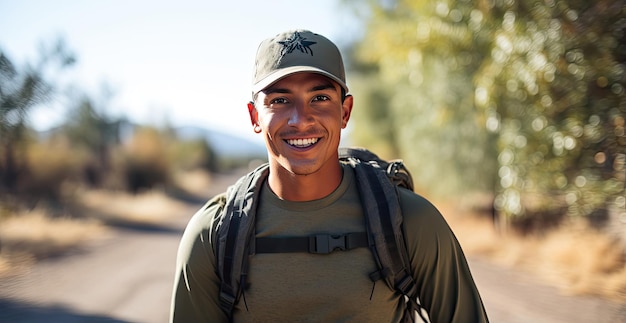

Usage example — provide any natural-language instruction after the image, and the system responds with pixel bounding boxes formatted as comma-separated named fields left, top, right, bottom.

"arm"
left=399, top=189, right=489, bottom=323
left=170, top=194, right=229, bottom=323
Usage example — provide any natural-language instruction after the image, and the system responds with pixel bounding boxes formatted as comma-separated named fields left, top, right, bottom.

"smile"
left=286, top=138, right=319, bottom=148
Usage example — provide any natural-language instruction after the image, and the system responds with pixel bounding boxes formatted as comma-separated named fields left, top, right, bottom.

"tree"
left=346, top=0, right=497, bottom=195
left=62, top=91, right=124, bottom=187
left=0, top=39, right=75, bottom=194
left=345, top=0, right=625, bottom=225
left=472, top=0, right=626, bottom=221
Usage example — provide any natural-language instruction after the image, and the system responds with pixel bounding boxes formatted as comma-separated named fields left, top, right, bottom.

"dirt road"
left=470, top=257, right=625, bottom=322
left=0, top=173, right=624, bottom=322
left=0, top=219, right=188, bottom=323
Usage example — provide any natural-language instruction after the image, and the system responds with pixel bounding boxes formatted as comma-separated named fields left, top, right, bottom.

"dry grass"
left=78, top=188, right=194, bottom=224
left=172, top=169, right=213, bottom=197
left=533, top=224, right=626, bottom=301
left=77, top=170, right=208, bottom=225
left=0, top=170, right=204, bottom=277
left=0, top=208, right=109, bottom=277
left=439, top=197, right=626, bottom=303
left=0, top=188, right=193, bottom=277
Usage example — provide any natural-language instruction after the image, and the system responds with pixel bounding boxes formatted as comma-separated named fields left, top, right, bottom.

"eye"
left=270, top=97, right=289, bottom=105
left=312, top=95, right=330, bottom=102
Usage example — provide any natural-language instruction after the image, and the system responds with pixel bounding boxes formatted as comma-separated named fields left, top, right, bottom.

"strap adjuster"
left=219, top=289, right=237, bottom=312
left=309, top=234, right=347, bottom=254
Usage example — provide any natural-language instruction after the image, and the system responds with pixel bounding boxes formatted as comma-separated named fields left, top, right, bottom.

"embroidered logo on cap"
left=278, top=32, right=317, bottom=56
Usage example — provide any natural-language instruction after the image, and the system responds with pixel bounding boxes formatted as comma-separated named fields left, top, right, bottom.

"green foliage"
left=62, top=94, right=123, bottom=187
left=64, top=96, right=119, bottom=150
left=0, top=39, right=75, bottom=194
left=348, top=71, right=400, bottom=158
left=348, top=0, right=497, bottom=195
left=346, top=0, right=625, bottom=220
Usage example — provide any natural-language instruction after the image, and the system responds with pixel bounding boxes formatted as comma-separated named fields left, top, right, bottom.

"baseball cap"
left=252, top=29, right=348, bottom=96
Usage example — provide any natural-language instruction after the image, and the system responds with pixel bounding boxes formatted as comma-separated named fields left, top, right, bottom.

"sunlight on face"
left=250, top=73, right=352, bottom=177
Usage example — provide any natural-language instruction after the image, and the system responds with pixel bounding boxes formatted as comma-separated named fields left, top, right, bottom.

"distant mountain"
left=176, top=125, right=266, bottom=159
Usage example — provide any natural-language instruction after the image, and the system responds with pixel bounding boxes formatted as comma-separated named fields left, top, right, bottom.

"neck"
left=268, top=161, right=343, bottom=202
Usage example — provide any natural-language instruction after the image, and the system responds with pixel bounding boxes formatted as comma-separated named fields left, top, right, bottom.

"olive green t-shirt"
left=170, top=165, right=488, bottom=322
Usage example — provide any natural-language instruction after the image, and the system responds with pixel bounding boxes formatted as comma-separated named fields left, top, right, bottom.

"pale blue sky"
left=0, top=0, right=361, bottom=140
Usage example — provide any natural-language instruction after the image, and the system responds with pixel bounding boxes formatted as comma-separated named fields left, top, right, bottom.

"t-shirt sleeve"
left=399, top=188, right=489, bottom=323
left=170, top=194, right=229, bottom=323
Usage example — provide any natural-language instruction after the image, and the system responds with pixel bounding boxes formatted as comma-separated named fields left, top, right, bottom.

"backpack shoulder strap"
left=339, top=148, right=422, bottom=322
left=215, top=163, right=269, bottom=314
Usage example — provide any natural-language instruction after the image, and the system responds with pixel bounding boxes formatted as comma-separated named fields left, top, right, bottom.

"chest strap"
left=255, top=232, right=368, bottom=254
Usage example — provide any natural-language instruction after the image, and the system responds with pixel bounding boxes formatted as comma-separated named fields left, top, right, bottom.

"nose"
left=287, top=100, right=314, bottom=128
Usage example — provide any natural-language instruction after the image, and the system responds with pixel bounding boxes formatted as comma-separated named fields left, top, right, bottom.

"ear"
left=341, top=95, right=354, bottom=129
left=247, top=101, right=261, bottom=133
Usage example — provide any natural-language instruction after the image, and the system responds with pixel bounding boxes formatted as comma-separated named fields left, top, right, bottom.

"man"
left=170, top=29, right=488, bottom=322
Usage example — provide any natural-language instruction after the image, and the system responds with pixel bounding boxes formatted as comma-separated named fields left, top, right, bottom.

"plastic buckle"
left=309, top=234, right=346, bottom=254
left=395, top=271, right=417, bottom=295
left=219, top=290, right=237, bottom=312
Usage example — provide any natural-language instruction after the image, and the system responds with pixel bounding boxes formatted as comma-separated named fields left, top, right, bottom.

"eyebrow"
left=310, top=83, right=336, bottom=92
left=262, top=82, right=336, bottom=96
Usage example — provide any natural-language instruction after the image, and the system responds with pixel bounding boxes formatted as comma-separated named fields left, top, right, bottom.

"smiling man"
left=249, top=72, right=351, bottom=201
left=170, top=29, right=489, bottom=322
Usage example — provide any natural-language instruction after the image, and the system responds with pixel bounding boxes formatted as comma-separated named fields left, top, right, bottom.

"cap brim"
left=252, top=66, right=348, bottom=95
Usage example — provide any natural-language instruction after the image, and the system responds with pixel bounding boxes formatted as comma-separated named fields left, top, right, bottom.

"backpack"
left=214, top=147, right=428, bottom=322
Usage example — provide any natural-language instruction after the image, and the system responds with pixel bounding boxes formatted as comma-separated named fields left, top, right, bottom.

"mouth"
left=285, top=137, right=320, bottom=148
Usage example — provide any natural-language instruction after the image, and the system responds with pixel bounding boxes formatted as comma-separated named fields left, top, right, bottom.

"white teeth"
left=287, top=138, right=319, bottom=147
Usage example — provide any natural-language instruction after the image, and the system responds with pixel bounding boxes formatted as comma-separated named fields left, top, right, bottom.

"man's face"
left=249, top=72, right=353, bottom=177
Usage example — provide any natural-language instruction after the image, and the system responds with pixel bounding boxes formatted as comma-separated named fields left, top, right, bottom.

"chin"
left=280, top=159, right=321, bottom=176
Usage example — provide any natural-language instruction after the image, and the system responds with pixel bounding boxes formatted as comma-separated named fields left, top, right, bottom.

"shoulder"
left=397, top=188, right=439, bottom=214
left=397, top=188, right=456, bottom=247
left=397, top=188, right=444, bottom=225
left=187, top=192, right=228, bottom=233
left=177, top=193, right=227, bottom=260
left=172, top=193, right=231, bottom=322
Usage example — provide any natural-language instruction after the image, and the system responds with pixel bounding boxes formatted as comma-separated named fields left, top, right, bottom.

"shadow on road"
left=0, top=298, right=130, bottom=323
